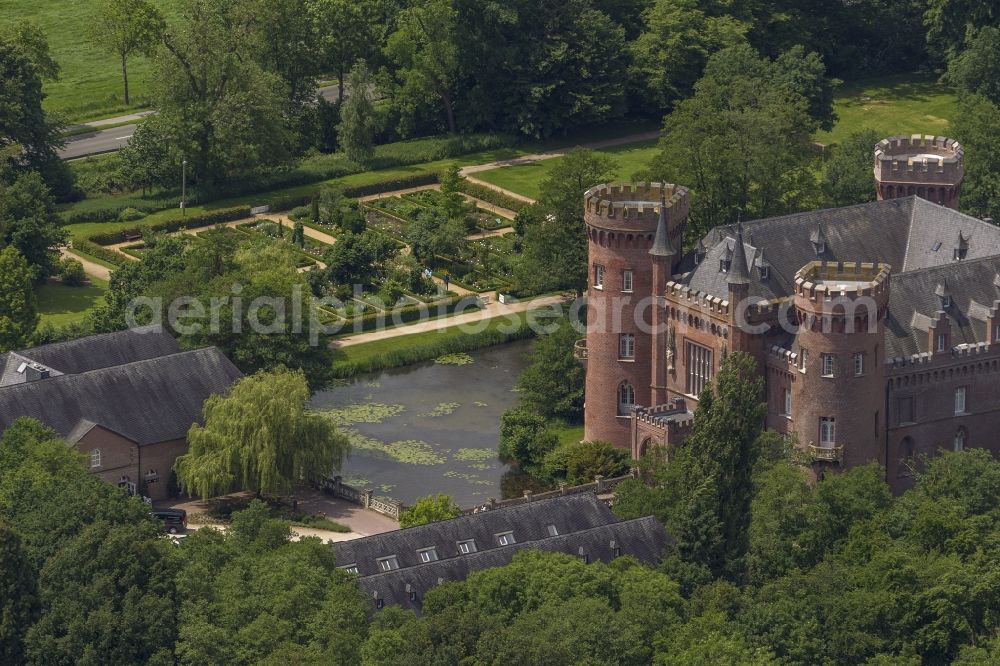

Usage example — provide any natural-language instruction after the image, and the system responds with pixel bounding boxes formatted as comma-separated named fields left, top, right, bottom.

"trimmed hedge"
left=454, top=179, right=529, bottom=212
left=330, top=320, right=535, bottom=378
left=89, top=206, right=253, bottom=245
left=343, top=172, right=440, bottom=198
left=73, top=239, right=130, bottom=267
left=337, top=294, right=476, bottom=333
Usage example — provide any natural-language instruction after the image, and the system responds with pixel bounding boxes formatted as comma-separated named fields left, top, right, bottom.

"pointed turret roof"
left=727, top=221, right=751, bottom=286
left=649, top=189, right=676, bottom=258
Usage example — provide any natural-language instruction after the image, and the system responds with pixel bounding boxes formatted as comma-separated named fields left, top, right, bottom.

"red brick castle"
left=579, top=135, right=1000, bottom=491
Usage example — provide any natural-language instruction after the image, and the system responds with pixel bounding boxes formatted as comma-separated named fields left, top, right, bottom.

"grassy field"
left=815, top=72, right=957, bottom=146
left=473, top=140, right=660, bottom=201
left=36, top=279, right=107, bottom=328
left=1, top=0, right=179, bottom=122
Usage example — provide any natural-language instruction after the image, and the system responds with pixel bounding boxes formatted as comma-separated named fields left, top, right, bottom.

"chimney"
left=17, top=361, right=51, bottom=382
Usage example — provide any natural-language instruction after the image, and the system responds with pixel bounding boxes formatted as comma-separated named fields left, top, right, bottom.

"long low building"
left=332, top=494, right=674, bottom=613
left=0, top=328, right=242, bottom=499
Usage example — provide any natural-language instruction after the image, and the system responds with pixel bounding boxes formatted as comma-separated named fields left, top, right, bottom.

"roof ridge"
left=14, top=325, right=167, bottom=356
left=0, top=346, right=229, bottom=394
left=337, top=493, right=610, bottom=547
left=356, top=515, right=660, bottom=579
left=892, top=253, right=1000, bottom=279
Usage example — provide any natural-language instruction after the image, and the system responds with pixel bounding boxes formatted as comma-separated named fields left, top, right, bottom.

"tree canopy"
left=176, top=367, right=350, bottom=499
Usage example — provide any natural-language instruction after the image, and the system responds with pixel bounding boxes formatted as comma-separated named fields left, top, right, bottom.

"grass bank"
left=815, top=72, right=956, bottom=146
left=36, top=280, right=107, bottom=328
left=473, top=139, right=659, bottom=200
left=330, top=311, right=541, bottom=378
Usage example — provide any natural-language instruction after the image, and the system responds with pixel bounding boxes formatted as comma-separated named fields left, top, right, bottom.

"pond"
left=310, top=340, right=533, bottom=507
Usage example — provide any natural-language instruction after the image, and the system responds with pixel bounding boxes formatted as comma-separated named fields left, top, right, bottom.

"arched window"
left=90, top=449, right=101, bottom=468
left=954, top=428, right=967, bottom=452
left=618, top=382, right=635, bottom=416
left=897, top=437, right=915, bottom=478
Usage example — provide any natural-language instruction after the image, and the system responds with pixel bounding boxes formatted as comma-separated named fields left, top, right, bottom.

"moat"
left=310, top=341, right=533, bottom=506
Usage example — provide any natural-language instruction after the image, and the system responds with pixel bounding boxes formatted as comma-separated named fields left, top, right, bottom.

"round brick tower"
left=581, top=182, right=690, bottom=448
left=791, top=261, right=891, bottom=471
left=874, top=135, right=964, bottom=209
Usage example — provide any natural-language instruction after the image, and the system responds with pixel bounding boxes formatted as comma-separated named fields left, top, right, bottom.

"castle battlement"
left=766, top=344, right=800, bottom=369
left=664, top=281, right=730, bottom=316
left=886, top=342, right=994, bottom=368
left=874, top=135, right=964, bottom=185
left=583, top=182, right=690, bottom=232
left=794, top=261, right=891, bottom=302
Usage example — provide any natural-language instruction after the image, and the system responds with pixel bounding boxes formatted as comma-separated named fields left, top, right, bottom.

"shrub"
left=399, top=494, right=462, bottom=528
left=542, top=441, right=629, bottom=485
left=342, top=172, right=440, bottom=198
left=499, top=408, right=559, bottom=475
left=117, top=207, right=145, bottom=222
left=73, top=239, right=128, bottom=267
left=58, top=258, right=87, bottom=286
left=288, top=205, right=311, bottom=221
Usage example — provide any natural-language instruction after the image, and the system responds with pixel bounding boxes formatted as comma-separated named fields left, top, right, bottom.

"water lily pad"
left=420, top=402, right=461, bottom=417
left=344, top=429, right=446, bottom=465
left=443, top=470, right=494, bottom=486
left=435, top=352, right=474, bottom=365
left=321, top=403, right=406, bottom=427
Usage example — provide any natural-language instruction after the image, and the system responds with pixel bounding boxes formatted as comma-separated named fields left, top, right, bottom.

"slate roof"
left=672, top=197, right=1000, bottom=359
left=331, top=493, right=619, bottom=576
left=0, top=327, right=180, bottom=388
left=885, top=255, right=1000, bottom=357
left=356, top=516, right=672, bottom=614
left=0, top=347, right=242, bottom=446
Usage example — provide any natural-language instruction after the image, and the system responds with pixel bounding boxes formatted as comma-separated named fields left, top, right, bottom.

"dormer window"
left=936, top=334, right=947, bottom=352
left=417, top=547, right=438, bottom=563
left=955, top=232, right=969, bottom=261
left=339, top=564, right=359, bottom=575
left=457, top=539, right=477, bottom=554
left=758, top=264, right=769, bottom=280
left=942, top=295, right=951, bottom=308
left=377, top=556, right=399, bottom=572
left=810, top=223, right=827, bottom=255
left=546, top=524, right=559, bottom=537
left=720, top=258, right=730, bottom=273
left=495, top=531, right=515, bottom=546
left=953, top=248, right=967, bottom=261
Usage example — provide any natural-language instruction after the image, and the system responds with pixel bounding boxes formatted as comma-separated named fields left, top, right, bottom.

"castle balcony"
left=807, top=444, right=844, bottom=463
left=574, top=339, right=588, bottom=361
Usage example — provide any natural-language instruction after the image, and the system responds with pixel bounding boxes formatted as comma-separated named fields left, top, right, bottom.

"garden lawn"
left=550, top=422, right=585, bottom=447
left=1, top=0, right=181, bottom=122
left=35, top=279, right=107, bottom=328
left=472, top=139, right=660, bottom=200
left=815, top=72, right=957, bottom=146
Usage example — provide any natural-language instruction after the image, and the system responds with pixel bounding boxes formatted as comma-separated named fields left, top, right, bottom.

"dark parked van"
left=151, top=508, right=187, bottom=534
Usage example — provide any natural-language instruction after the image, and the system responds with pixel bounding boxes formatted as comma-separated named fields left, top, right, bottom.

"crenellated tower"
left=791, top=261, right=891, bottom=470
left=579, top=182, right=690, bottom=448
left=874, top=135, right=964, bottom=209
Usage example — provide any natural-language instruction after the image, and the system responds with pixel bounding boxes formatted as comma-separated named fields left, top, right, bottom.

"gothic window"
left=819, top=417, right=836, bottom=447
left=822, top=354, right=835, bottom=377
left=618, top=382, right=635, bottom=416
left=685, top=341, right=713, bottom=397
left=954, top=428, right=967, bottom=452
left=619, top=334, right=635, bottom=359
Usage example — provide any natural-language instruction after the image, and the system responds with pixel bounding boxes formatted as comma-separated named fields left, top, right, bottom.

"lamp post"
left=181, top=159, right=188, bottom=216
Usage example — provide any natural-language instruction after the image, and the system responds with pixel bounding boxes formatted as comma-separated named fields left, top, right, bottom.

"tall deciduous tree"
left=0, top=170, right=67, bottom=279
left=176, top=367, right=350, bottom=499
left=386, top=0, right=459, bottom=133
left=647, top=44, right=821, bottom=237
left=0, top=520, right=38, bottom=665
left=515, top=317, right=585, bottom=422
left=0, top=38, right=68, bottom=196
left=90, top=0, right=165, bottom=105
left=399, top=493, right=462, bottom=528
left=629, top=0, right=748, bottom=111
left=951, top=93, right=1000, bottom=221
left=155, top=0, right=296, bottom=186
left=947, top=26, right=1000, bottom=105
left=309, top=0, right=375, bottom=102
left=516, top=148, right=616, bottom=295
left=336, top=60, right=379, bottom=164
left=0, top=247, right=38, bottom=352
left=821, top=128, right=880, bottom=207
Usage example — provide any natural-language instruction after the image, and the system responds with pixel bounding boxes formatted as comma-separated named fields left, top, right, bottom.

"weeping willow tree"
left=175, top=367, right=349, bottom=499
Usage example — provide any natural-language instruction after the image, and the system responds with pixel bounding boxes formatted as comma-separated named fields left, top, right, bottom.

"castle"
left=579, top=135, right=1000, bottom=491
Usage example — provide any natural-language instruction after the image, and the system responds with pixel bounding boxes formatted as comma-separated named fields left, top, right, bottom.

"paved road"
left=60, top=85, right=343, bottom=160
